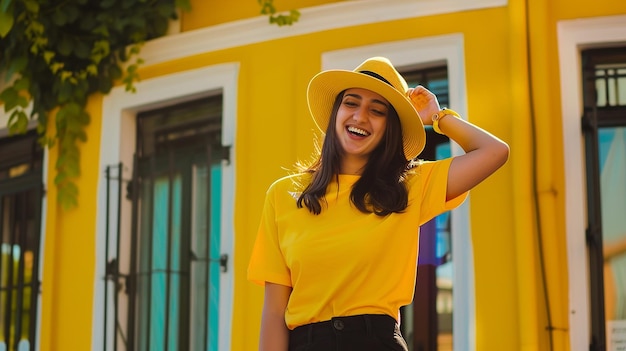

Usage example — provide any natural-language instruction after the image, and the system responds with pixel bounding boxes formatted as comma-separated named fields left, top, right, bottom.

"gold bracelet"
left=432, top=108, right=460, bottom=134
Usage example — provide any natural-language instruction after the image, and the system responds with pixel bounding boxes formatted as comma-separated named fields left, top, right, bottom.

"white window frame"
left=320, top=34, right=474, bottom=351
left=92, top=63, right=238, bottom=351
left=557, top=13, right=626, bottom=351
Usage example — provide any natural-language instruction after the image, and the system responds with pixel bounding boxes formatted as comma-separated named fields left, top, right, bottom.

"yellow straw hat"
left=307, top=56, right=425, bottom=160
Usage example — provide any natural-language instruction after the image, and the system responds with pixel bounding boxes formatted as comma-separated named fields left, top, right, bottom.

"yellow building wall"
left=40, top=96, right=103, bottom=350
left=34, top=0, right=626, bottom=350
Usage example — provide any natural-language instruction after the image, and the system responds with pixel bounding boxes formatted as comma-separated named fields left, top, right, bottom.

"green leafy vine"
left=0, top=0, right=296, bottom=210
left=0, top=0, right=190, bottom=209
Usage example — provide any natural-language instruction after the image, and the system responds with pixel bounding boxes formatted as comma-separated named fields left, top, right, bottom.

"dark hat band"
left=359, top=70, right=394, bottom=87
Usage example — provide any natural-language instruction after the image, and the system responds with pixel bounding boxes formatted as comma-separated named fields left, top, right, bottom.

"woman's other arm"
left=259, top=282, right=292, bottom=351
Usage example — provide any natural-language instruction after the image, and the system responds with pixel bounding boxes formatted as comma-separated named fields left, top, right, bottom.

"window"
left=400, top=65, right=454, bottom=351
left=96, top=63, right=238, bottom=351
left=103, top=96, right=228, bottom=351
left=0, top=131, right=44, bottom=351
left=581, top=46, right=626, bottom=351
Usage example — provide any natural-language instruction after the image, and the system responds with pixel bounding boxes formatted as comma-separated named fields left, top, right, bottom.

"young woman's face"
left=335, top=88, right=389, bottom=160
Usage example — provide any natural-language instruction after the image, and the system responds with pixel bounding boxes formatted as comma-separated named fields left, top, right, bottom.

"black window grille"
left=581, top=46, right=626, bottom=351
left=103, top=95, right=228, bottom=351
left=0, top=130, right=44, bottom=351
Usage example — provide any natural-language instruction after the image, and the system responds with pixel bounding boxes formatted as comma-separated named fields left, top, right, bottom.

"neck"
left=339, top=155, right=367, bottom=175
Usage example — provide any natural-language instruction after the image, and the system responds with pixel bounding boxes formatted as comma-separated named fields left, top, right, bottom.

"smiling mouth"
left=347, top=126, right=370, bottom=137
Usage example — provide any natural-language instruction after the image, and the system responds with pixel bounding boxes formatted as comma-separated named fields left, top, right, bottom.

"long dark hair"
left=297, top=90, right=414, bottom=216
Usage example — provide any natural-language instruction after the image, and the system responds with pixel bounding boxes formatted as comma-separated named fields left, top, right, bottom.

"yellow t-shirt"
left=247, top=158, right=467, bottom=329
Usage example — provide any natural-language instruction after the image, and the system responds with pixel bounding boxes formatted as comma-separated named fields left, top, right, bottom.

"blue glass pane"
left=209, top=165, right=222, bottom=351
left=190, top=164, right=221, bottom=351
left=599, top=127, right=626, bottom=320
left=169, top=177, right=181, bottom=351
left=435, top=143, right=452, bottom=261
left=150, top=180, right=168, bottom=351
left=150, top=176, right=182, bottom=351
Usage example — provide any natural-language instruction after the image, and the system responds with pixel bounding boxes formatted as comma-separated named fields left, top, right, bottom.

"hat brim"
left=307, top=70, right=426, bottom=160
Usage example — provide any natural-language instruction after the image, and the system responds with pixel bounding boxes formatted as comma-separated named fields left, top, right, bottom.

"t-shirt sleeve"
left=247, top=185, right=292, bottom=287
left=416, top=158, right=468, bottom=226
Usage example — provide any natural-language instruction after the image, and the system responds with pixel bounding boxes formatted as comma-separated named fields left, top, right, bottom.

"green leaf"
left=13, top=77, right=30, bottom=91
left=58, top=181, right=79, bottom=210
left=92, top=25, right=109, bottom=37
left=54, top=171, right=68, bottom=185
left=259, top=0, right=275, bottom=15
left=22, top=0, right=39, bottom=13
left=0, top=86, right=18, bottom=111
left=50, top=62, right=64, bottom=74
left=79, top=111, right=91, bottom=125
left=57, top=36, right=73, bottom=56
left=72, top=128, right=88, bottom=142
left=52, top=8, right=67, bottom=26
left=100, top=0, right=116, bottom=9
left=63, top=158, right=81, bottom=177
left=64, top=102, right=81, bottom=117
left=5, top=57, right=26, bottom=81
left=0, top=10, right=14, bottom=37
left=91, top=40, right=110, bottom=64
left=43, top=50, right=56, bottom=64
left=0, top=88, right=28, bottom=111
left=74, top=40, right=90, bottom=59
left=36, top=123, right=46, bottom=134
left=64, top=5, right=79, bottom=23
left=15, top=95, right=28, bottom=108
left=57, top=81, right=73, bottom=103
left=0, top=0, right=12, bottom=13
left=291, top=10, right=301, bottom=22
left=8, top=109, right=28, bottom=135
left=86, top=64, right=98, bottom=76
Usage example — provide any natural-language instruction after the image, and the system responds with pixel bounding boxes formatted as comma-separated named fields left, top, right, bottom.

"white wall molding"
left=557, top=13, right=626, bottom=351
left=140, top=0, right=506, bottom=66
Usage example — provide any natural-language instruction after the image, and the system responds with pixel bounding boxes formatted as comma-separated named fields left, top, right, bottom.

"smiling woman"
left=247, top=56, right=509, bottom=351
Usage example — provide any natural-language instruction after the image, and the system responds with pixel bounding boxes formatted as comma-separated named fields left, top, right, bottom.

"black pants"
left=288, top=314, right=408, bottom=351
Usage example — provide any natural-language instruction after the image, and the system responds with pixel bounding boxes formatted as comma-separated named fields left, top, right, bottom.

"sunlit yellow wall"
left=37, top=0, right=626, bottom=350
left=40, top=96, right=103, bottom=351
left=523, top=1, right=626, bottom=351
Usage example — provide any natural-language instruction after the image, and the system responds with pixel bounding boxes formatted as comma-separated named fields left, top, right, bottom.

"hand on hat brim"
left=407, top=86, right=441, bottom=126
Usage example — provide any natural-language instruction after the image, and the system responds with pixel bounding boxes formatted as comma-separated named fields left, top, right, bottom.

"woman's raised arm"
left=437, top=115, right=509, bottom=200
left=407, top=86, right=509, bottom=200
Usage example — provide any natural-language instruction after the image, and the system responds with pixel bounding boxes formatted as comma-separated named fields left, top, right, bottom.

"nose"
left=352, top=106, right=368, bottom=123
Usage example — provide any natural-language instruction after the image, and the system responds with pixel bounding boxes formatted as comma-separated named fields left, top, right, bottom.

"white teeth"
left=347, top=126, right=370, bottom=136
